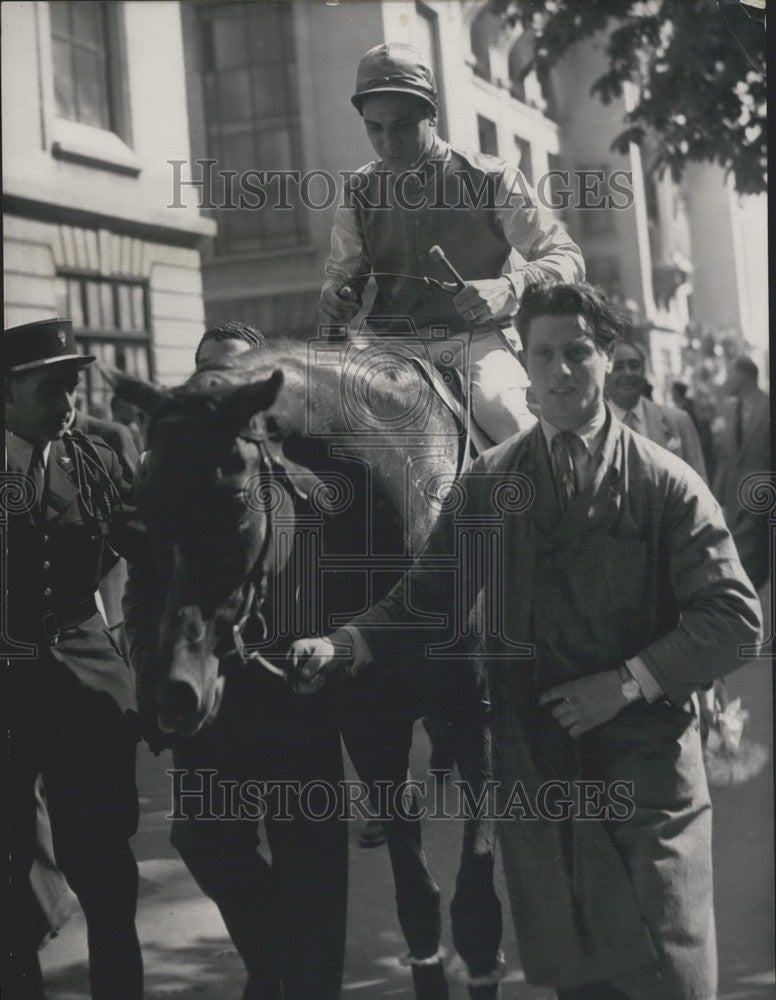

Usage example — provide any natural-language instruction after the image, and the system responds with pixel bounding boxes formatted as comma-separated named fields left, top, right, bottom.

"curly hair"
left=516, top=282, right=624, bottom=353
left=195, top=322, right=266, bottom=365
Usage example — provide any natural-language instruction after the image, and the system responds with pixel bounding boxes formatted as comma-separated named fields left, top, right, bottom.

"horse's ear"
left=217, top=370, right=284, bottom=433
left=98, top=363, right=169, bottom=414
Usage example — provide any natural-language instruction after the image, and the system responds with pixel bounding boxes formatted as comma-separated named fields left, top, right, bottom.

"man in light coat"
left=291, top=283, right=762, bottom=999
left=712, top=355, right=770, bottom=590
left=606, top=340, right=708, bottom=482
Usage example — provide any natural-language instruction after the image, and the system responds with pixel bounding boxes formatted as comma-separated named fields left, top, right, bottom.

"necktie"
left=28, top=444, right=45, bottom=512
left=551, top=431, right=579, bottom=512
left=734, top=397, right=744, bottom=449
left=623, top=410, right=639, bottom=430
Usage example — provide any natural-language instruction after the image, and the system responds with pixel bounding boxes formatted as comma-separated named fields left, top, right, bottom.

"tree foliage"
left=492, top=0, right=766, bottom=195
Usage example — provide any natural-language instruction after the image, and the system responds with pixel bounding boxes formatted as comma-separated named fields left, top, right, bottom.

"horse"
left=118, top=337, right=501, bottom=1000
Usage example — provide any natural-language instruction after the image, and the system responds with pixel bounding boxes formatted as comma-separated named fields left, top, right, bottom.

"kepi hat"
left=3, top=318, right=94, bottom=374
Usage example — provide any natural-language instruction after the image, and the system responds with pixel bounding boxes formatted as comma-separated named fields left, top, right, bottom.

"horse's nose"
left=158, top=680, right=201, bottom=735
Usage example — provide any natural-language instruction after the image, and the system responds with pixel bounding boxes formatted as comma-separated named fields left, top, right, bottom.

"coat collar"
left=4, top=430, right=78, bottom=523
left=4, top=429, right=50, bottom=471
left=522, top=407, right=624, bottom=546
left=44, top=438, right=80, bottom=520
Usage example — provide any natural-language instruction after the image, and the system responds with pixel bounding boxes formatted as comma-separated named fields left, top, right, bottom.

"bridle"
left=212, top=431, right=312, bottom=683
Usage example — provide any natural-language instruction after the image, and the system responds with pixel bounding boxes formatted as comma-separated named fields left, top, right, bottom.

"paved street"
left=41, top=643, right=774, bottom=1000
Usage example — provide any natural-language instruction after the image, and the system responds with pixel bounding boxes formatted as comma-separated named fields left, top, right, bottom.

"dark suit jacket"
left=712, top=389, right=770, bottom=587
left=5, top=431, right=145, bottom=712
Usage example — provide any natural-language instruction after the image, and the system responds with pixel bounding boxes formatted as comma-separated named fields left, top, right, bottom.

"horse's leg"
left=169, top=675, right=284, bottom=1000
left=445, top=666, right=505, bottom=1000
left=341, top=683, right=449, bottom=1000
left=263, top=702, right=348, bottom=1000
left=170, top=751, right=283, bottom=1000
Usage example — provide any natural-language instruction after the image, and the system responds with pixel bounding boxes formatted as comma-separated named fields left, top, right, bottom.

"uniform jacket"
left=324, top=138, right=584, bottom=332
left=711, top=390, right=770, bottom=587
left=5, top=430, right=146, bottom=713
left=352, top=409, right=761, bottom=992
left=76, top=411, right=140, bottom=482
left=73, top=411, right=140, bottom=636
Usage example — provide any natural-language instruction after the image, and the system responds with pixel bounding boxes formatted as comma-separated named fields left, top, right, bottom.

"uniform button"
left=42, top=560, right=51, bottom=570
left=42, top=534, right=50, bottom=543
left=43, top=587, right=52, bottom=597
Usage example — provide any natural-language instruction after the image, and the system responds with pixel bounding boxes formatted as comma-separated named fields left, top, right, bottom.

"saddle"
left=407, top=355, right=495, bottom=474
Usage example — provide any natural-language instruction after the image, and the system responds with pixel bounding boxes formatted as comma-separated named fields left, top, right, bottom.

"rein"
left=342, top=270, right=524, bottom=463
left=214, top=432, right=312, bottom=683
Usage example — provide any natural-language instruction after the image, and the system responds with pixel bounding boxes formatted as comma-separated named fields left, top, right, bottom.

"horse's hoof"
left=468, top=985, right=501, bottom=1000
left=411, top=959, right=449, bottom=999
left=358, top=818, right=386, bottom=848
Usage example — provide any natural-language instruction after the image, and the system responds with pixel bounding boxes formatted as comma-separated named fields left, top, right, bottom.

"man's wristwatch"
left=618, top=664, right=642, bottom=703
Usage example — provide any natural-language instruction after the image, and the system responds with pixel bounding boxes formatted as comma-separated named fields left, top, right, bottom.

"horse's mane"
left=173, top=337, right=440, bottom=441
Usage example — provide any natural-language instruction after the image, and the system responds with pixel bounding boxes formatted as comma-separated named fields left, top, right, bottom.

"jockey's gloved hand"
left=288, top=632, right=354, bottom=694
left=452, top=277, right=518, bottom=325
left=319, top=284, right=362, bottom=326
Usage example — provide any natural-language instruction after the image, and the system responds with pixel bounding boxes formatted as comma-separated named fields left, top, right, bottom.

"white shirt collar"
left=610, top=395, right=645, bottom=426
left=539, top=403, right=608, bottom=456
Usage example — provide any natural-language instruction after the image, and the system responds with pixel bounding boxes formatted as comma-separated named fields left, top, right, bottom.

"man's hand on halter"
left=319, top=285, right=362, bottom=326
left=453, top=277, right=517, bottom=325
left=288, top=632, right=354, bottom=694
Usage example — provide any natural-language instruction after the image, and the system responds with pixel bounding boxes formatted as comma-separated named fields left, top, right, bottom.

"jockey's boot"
left=411, top=958, right=449, bottom=999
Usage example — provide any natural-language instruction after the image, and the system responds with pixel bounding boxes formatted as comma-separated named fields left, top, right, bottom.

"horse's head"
left=117, top=365, right=297, bottom=740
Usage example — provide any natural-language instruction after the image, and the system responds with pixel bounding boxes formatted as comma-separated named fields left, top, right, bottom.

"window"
left=478, top=115, right=498, bottom=156
left=55, top=274, right=152, bottom=416
left=51, top=1, right=112, bottom=129
left=545, top=153, right=568, bottom=221
left=470, top=7, right=492, bottom=82
left=198, top=2, right=305, bottom=252
left=514, top=136, right=533, bottom=185
left=415, top=2, right=446, bottom=139
left=577, top=164, right=615, bottom=237
left=50, top=1, right=130, bottom=138
left=508, top=30, right=556, bottom=118
left=508, top=32, right=531, bottom=103
left=585, top=257, right=622, bottom=298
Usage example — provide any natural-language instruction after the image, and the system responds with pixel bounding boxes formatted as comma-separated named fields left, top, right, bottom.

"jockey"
left=320, top=41, right=585, bottom=444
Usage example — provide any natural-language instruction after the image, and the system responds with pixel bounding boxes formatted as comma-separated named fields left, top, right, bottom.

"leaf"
left=492, top=0, right=766, bottom=194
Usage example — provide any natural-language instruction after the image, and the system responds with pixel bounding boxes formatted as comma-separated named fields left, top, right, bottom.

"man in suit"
left=605, top=340, right=708, bottom=481
left=3, top=318, right=145, bottom=999
left=291, top=283, right=762, bottom=999
left=712, top=356, right=770, bottom=590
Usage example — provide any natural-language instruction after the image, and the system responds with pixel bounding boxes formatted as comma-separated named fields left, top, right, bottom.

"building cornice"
left=3, top=194, right=216, bottom=249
